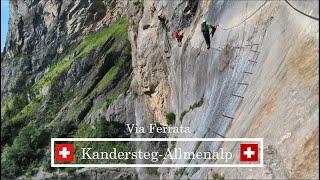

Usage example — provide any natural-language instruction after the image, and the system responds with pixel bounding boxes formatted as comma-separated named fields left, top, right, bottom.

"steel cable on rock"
left=284, top=0, right=319, bottom=21
left=219, top=1, right=269, bottom=30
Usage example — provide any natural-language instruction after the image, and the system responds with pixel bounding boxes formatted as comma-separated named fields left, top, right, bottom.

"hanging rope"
left=284, top=0, right=319, bottom=21
left=219, top=1, right=269, bottom=30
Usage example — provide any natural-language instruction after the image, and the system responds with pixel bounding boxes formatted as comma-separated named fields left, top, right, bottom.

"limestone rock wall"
left=1, top=0, right=318, bottom=179
left=127, top=0, right=319, bottom=179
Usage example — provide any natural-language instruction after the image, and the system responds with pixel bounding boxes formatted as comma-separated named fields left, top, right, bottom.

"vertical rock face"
left=127, top=0, right=318, bottom=179
left=3, top=0, right=125, bottom=58
left=1, top=0, right=318, bottom=179
left=1, top=0, right=125, bottom=104
left=1, top=0, right=138, bottom=178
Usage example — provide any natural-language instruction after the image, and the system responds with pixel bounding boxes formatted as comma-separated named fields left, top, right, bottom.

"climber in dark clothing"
left=158, top=13, right=167, bottom=28
left=201, top=20, right=218, bottom=49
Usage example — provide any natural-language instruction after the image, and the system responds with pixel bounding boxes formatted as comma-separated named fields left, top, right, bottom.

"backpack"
left=201, top=22, right=207, bottom=32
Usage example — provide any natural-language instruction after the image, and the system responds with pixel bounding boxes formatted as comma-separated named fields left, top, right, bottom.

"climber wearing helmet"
left=201, top=19, right=219, bottom=49
left=173, top=30, right=184, bottom=47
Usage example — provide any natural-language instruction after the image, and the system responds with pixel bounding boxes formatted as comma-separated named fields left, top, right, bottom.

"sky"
left=1, top=0, right=9, bottom=52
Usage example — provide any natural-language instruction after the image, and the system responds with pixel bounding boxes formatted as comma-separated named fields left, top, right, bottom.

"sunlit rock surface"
left=128, top=0, right=318, bottom=179
left=1, top=0, right=318, bottom=179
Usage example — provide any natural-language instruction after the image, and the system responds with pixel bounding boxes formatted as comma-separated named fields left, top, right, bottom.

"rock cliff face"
left=127, top=0, right=318, bottom=179
left=1, top=0, right=137, bottom=178
left=1, top=0, right=125, bottom=104
left=1, top=0, right=318, bottom=179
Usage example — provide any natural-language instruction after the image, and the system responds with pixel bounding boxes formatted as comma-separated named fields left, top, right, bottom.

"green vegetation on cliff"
left=180, top=97, right=204, bottom=122
left=1, top=122, right=50, bottom=177
left=1, top=16, right=131, bottom=178
left=166, top=112, right=176, bottom=125
left=1, top=93, right=43, bottom=148
left=94, top=77, right=132, bottom=111
left=1, top=90, right=29, bottom=121
left=212, top=173, right=225, bottom=180
left=32, top=57, right=73, bottom=91
left=73, top=119, right=134, bottom=164
left=76, top=16, right=128, bottom=58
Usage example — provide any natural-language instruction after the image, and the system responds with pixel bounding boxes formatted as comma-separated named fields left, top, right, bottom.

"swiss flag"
left=240, top=144, right=259, bottom=162
left=55, top=144, right=74, bottom=163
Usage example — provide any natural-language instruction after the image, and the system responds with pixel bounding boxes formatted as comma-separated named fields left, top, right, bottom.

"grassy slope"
left=1, top=16, right=131, bottom=177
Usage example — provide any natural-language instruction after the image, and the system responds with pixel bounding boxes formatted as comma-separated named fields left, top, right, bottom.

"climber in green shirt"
left=201, top=20, right=218, bottom=49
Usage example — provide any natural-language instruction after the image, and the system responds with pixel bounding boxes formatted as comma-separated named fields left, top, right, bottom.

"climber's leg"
left=211, top=27, right=217, bottom=37
left=203, top=31, right=211, bottom=49
left=177, top=38, right=182, bottom=47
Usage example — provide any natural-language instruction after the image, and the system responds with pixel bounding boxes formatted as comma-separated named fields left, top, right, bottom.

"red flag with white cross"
left=240, top=143, right=259, bottom=162
left=55, top=144, right=74, bottom=163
